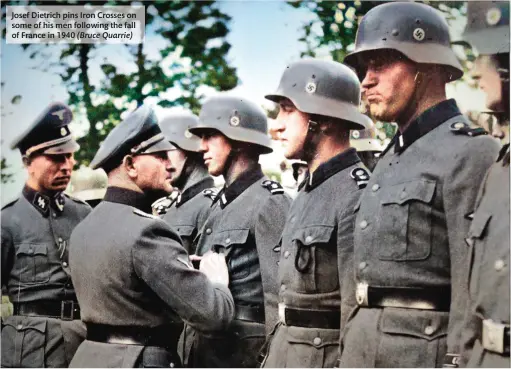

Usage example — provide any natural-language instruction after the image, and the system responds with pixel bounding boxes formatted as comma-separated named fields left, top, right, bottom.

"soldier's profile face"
left=275, top=99, right=309, bottom=159
left=167, top=147, right=188, bottom=185
left=198, top=130, right=232, bottom=176
left=27, top=153, right=75, bottom=192
left=472, top=55, right=503, bottom=112
left=360, top=52, right=416, bottom=122
left=132, top=151, right=173, bottom=195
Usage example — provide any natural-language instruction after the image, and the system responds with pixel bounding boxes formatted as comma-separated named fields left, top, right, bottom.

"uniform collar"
left=176, top=177, right=215, bottom=207
left=103, top=186, right=153, bottom=214
left=382, top=99, right=461, bottom=156
left=302, top=148, right=361, bottom=192
left=214, top=166, right=264, bottom=209
left=22, top=185, right=65, bottom=217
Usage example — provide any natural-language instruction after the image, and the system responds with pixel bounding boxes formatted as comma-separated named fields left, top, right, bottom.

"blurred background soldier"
left=189, top=95, right=292, bottom=368
left=68, top=105, right=234, bottom=368
left=350, top=123, right=384, bottom=171
left=340, top=2, right=500, bottom=367
left=261, top=58, right=371, bottom=368
left=459, top=0, right=509, bottom=145
left=1, top=103, right=91, bottom=367
left=457, top=2, right=510, bottom=367
left=69, top=167, right=107, bottom=208
left=157, top=112, right=218, bottom=366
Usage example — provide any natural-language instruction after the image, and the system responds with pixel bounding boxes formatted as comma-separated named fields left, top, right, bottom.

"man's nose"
left=361, top=69, right=377, bottom=92
left=269, top=116, right=285, bottom=140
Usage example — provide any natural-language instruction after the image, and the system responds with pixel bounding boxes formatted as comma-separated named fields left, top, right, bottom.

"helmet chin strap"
left=300, top=119, right=322, bottom=162
left=396, top=68, right=428, bottom=129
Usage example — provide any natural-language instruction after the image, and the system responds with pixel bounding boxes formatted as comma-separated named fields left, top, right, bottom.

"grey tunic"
left=460, top=144, right=510, bottom=368
left=262, top=148, right=366, bottom=368
left=68, top=187, right=235, bottom=368
left=190, top=166, right=292, bottom=368
left=1, top=186, right=91, bottom=368
left=162, top=177, right=216, bottom=255
left=339, top=99, right=501, bottom=368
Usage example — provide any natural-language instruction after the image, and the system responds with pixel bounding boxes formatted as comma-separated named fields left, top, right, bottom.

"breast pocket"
left=14, top=243, right=51, bottom=284
left=466, top=211, right=492, bottom=296
left=377, top=179, right=436, bottom=261
left=291, top=225, right=338, bottom=294
left=212, top=229, right=251, bottom=279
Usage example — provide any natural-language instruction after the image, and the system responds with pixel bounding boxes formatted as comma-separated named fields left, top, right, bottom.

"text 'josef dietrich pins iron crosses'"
left=6, top=5, right=146, bottom=44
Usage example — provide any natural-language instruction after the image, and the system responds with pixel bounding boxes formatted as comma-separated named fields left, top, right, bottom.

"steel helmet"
left=265, top=58, right=372, bottom=130
left=159, top=112, right=201, bottom=152
left=344, top=2, right=463, bottom=81
left=459, top=1, right=510, bottom=54
left=189, top=95, right=273, bottom=154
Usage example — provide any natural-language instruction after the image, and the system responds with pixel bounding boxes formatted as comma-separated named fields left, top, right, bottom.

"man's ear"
left=123, top=155, right=138, bottom=179
left=22, top=155, right=31, bottom=168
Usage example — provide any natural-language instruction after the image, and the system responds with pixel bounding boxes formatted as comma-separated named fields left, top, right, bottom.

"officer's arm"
left=1, top=220, right=14, bottom=289
left=458, top=166, right=492, bottom=366
left=442, top=138, right=499, bottom=366
left=254, top=193, right=292, bottom=332
left=132, top=220, right=235, bottom=332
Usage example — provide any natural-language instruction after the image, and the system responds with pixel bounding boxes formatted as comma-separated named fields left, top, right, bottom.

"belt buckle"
left=356, top=282, right=369, bottom=306
left=482, top=319, right=505, bottom=354
left=278, top=303, right=286, bottom=325
left=61, top=301, right=75, bottom=321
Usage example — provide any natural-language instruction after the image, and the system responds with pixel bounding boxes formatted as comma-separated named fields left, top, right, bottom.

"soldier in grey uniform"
left=1, top=103, right=91, bottom=367
left=338, top=2, right=501, bottom=367
left=157, top=112, right=217, bottom=256
left=156, top=112, right=218, bottom=366
left=188, top=95, right=292, bottom=367
left=260, top=59, right=372, bottom=368
left=68, top=105, right=235, bottom=368
left=457, top=2, right=510, bottom=367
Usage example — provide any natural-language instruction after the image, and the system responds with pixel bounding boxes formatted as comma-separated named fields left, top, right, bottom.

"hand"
left=199, top=251, right=229, bottom=286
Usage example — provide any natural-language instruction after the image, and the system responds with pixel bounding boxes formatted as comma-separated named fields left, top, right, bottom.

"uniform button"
left=360, top=220, right=368, bottom=229
left=66, top=283, right=71, bottom=288
left=424, top=326, right=434, bottom=335
left=495, top=259, right=505, bottom=271
left=372, top=184, right=380, bottom=192
left=58, top=237, right=63, bottom=243
left=359, top=262, right=367, bottom=270
left=313, top=337, right=322, bottom=346
left=62, top=261, right=68, bottom=267
left=17, top=324, right=23, bottom=330
left=400, top=192, right=407, bottom=199
left=206, top=228, right=212, bottom=235
left=29, top=247, right=33, bottom=254
left=52, top=213, right=57, bottom=218
left=280, top=284, right=286, bottom=292
left=225, top=238, right=231, bottom=244
left=305, top=236, right=313, bottom=243
left=284, top=250, right=290, bottom=258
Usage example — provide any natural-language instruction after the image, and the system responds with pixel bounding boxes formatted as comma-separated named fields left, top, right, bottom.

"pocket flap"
left=381, top=179, right=436, bottom=206
left=4, top=318, right=47, bottom=333
left=468, top=211, right=492, bottom=239
left=285, top=325, right=339, bottom=347
left=212, top=228, right=250, bottom=248
left=176, top=225, right=196, bottom=237
left=16, top=243, right=48, bottom=256
left=292, top=225, right=335, bottom=245
left=380, top=308, right=448, bottom=341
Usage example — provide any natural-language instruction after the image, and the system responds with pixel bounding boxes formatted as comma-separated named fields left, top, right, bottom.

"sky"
left=0, top=1, right=486, bottom=206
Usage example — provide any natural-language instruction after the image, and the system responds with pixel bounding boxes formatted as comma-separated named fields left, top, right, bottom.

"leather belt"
left=482, top=319, right=510, bottom=354
left=356, top=283, right=451, bottom=311
left=86, top=323, right=181, bottom=349
left=278, top=303, right=340, bottom=329
left=13, top=300, right=80, bottom=320
left=235, top=305, right=265, bottom=324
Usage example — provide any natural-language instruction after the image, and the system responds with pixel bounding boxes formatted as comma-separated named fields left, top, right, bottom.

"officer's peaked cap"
left=90, top=105, right=174, bottom=171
